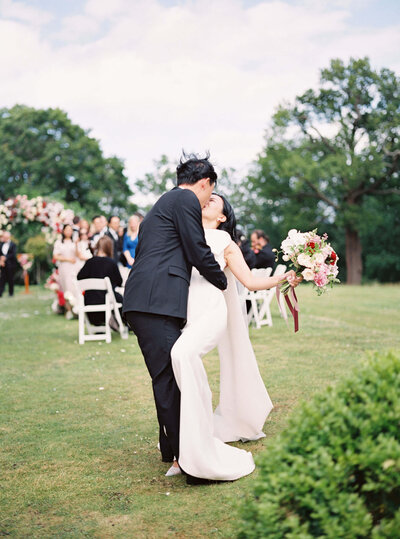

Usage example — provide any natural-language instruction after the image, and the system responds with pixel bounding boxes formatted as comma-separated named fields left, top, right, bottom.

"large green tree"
left=245, top=58, right=400, bottom=284
left=0, top=105, right=135, bottom=218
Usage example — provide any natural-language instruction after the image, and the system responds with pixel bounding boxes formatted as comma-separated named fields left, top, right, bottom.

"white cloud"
left=0, top=0, right=399, bottom=196
left=0, top=0, right=52, bottom=25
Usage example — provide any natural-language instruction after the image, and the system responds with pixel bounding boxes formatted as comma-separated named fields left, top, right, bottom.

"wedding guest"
left=105, top=215, right=122, bottom=264
left=90, top=215, right=107, bottom=249
left=0, top=231, right=17, bottom=297
left=135, top=211, right=144, bottom=224
left=77, top=236, right=123, bottom=330
left=75, top=228, right=92, bottom=271
left=237, top=229, right=255, bottom=268
left=245, top=229, right=275, bottom=269
left=53, top=224, right=78, bottom=319
left=79, top=218, right=90, bottom=232
left=72, top=215, right=81, bottom=241
left=123, top=215, right=140, bottom=268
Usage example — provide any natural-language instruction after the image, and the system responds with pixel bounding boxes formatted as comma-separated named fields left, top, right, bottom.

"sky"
left=0, top=0, right=399, bottom=192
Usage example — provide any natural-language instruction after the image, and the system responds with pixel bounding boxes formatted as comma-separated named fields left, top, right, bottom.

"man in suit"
left=123, top=153, right=227, bottom=484
left=240, top=229, right=275, bottom=270
left=0, top=231, right=18, bottom=297
left=90, top=215, right=107, bottom=250
left=105, top=215, right=122, bottom=264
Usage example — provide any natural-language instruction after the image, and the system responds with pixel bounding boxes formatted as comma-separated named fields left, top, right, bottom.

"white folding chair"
left=74, top=277, right=113, bottom=344
left=104, top=280, right=128, bottom=340
left=241, top=265, right=287, bottom=329
left=240, top=267, right=272, bottom=329
left=257, top=264, right=287, bottom=327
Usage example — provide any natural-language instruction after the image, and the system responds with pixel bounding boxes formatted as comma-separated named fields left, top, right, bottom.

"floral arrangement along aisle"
left=0, top=195, right=75, bottom=244
left=0, top=194, right=76, bottom=311
left=17, top=253, right=33, bottom=293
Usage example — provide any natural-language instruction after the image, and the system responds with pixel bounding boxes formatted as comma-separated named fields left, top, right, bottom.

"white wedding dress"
left=171, top=229, right=273, bottom=481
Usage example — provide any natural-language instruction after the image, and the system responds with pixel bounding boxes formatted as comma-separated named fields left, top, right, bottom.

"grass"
left=0, top=284, right=399, bottom=538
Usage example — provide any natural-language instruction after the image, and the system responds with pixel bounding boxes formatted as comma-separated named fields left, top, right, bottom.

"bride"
left=168, top=193, right=299, bottom=481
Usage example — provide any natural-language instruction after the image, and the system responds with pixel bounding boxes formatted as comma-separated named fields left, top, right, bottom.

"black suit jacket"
left=122, top=187, right=227, bottom=319
left=242, top=242, right=275, bottom=270
left=105, top=229, right=121, bottom=264
left=0, top=241, right=17, bottom=269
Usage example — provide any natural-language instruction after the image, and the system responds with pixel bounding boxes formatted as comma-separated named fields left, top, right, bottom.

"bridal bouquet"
left=274, top=229, right=339, bottom=333
left=279, top=229, right=340, bottom=295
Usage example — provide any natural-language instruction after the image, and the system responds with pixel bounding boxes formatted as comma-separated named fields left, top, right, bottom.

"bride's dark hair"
left=215, top=193, right=238, bottom=243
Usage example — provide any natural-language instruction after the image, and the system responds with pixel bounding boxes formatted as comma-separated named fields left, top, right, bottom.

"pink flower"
left=314, top=264, right=329, bottom=287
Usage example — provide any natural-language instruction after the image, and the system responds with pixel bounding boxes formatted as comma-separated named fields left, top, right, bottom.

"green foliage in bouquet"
left=238, top=352, right=400, bottom=538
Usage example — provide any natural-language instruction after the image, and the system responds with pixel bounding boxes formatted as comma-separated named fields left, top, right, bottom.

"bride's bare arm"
left=224, top=241, right=297, bottom=291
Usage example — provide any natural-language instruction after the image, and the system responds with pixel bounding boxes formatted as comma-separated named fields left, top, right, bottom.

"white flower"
left=288, top=229, right=307, bottom=246
left=328, top=265, right=339, bottom=277
left=282, top=254, right=290, bottom=262
left=322, top=246, right=331, bottom=259
left=297, top=253, right=313, bottom=268
left=302, top=268, right=314, bottom=281
left=313, top=253, right=324, bottom=265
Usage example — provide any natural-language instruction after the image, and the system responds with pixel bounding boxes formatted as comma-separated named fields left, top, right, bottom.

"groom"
left=123, top=153, right=227, bottom=484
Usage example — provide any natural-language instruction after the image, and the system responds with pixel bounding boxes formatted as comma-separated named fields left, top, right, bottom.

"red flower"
left=308, top=241, right=315, bottom=249
left=42, top=201, right=47, bottom=208
left=331, top=251, right=337, bottom=261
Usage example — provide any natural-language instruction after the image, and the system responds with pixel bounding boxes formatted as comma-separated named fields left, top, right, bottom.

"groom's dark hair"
left=176, top=151, right=217, bottom=186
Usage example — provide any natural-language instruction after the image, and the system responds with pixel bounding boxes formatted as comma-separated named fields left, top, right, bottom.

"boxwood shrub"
left=238, top=352, right=400, bottom=538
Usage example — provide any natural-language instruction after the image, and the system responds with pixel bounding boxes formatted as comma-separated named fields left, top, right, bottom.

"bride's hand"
left=285, top=270, right=302, bottom=287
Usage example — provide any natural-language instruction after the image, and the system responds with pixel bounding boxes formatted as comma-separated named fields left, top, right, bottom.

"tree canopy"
left=243, top=57, right=400, bottom=283
left=0, top=105, right=136, bottom=219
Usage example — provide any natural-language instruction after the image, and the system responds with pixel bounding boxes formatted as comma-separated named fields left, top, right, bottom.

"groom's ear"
left=198, top=177, right=212, bottom=190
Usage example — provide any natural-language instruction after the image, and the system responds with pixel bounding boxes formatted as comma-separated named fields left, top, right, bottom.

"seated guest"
left=77, top=236, right=123, bottom=329
left=122, top=215, right=140, bottom=268
left=0, top=230, right=17, bottom=297
left=241, top=229, right=275, bottom=270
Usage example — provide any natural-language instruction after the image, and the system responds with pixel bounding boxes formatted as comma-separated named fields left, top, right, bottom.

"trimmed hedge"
left=238, top=352, right=400, bottom=538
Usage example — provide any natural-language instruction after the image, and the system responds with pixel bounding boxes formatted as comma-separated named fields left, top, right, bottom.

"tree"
left=133, top=154, right=245, bottom=217
left=133, top=154, right=176, bottom=211
left=24, top=234, right=51, bottom=284
left=245, top=58, right=400, bottom=284
left=0, top=105, right=135, bottom=219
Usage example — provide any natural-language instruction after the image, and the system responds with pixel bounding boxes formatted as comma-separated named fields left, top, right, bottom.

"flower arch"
left=0, top=195, right=75, bottom=244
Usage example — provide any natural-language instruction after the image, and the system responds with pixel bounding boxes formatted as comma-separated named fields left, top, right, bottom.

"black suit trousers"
left=0, top=265, right=15, bottom=296
left=125, top=311, right=183, bottom=462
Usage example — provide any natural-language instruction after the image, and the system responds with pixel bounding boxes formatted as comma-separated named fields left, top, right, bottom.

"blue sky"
left=24, top=0, right=400, bottom=28
left=1, top=0, right=399, bottom=189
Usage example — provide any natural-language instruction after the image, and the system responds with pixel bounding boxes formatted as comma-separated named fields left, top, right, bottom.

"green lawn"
left=1, top=284, right=399, bottom=538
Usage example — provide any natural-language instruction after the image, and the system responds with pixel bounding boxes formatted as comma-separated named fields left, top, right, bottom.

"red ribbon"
left=276, top=283, right=299, bottom=333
